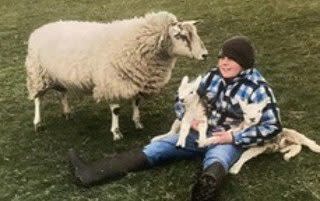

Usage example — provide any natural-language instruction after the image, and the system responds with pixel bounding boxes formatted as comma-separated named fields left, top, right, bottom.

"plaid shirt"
left=175, top=68, right=282, bottom=148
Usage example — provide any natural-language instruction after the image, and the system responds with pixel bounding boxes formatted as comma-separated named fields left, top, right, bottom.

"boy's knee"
left=143, top=141, right=175, bottom=166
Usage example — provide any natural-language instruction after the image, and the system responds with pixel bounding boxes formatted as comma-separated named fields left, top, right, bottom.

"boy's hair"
left=218, top=36, right=256, bottom=69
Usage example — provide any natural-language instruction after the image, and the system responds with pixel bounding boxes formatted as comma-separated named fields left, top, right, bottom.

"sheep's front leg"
left=229, top=146, right=268, bottom=174
left=33, top=97, right=42, bottom=132
left=132, top=97, right=143, bottom=129
left=109, top=103, right=123, bottom=140
left=176, top=119, right=190, bottom=148
left=60, top=92, right=71, bottom=120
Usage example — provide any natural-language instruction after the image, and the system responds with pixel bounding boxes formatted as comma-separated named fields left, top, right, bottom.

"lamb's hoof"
left=112, top=129, right=123, bottom=141
left=228, top=167, right=239, bottom=175
left=283, top=155, right=291, bottom=161
left=175, top=143, right=185, bottom=149
left=176, top=145, right=183, bottom=149
left=150, top=136, right=161, bottom=143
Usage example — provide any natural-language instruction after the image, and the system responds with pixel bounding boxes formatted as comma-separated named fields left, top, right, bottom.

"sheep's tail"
left=283, top=128, right=320, bottom=153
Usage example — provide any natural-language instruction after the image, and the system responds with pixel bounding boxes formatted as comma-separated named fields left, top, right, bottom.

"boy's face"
left=218, top=57, right=243, bottom=78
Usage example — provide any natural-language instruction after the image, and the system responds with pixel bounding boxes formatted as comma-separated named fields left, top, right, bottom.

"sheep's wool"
left=26, top=11, right=178, bottom=102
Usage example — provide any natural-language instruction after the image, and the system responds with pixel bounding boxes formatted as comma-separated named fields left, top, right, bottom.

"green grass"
left=1, top=0, right=320, bottom=200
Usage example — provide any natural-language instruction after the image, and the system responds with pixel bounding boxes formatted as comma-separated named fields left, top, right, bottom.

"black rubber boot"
left=191, top=162, right=226, bottom=201
left=68, top=148, right=150, bottom=187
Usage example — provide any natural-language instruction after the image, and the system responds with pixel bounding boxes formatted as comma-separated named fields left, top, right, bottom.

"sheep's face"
left=168, top=21, right=208, bottom=60
left=239, top=98, right=269, bottom=126
left=177, top=75, right=202, bottom=106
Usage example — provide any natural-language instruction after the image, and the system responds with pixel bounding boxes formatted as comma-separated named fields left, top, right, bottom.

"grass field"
left=1, top=0, right=320, bottom=200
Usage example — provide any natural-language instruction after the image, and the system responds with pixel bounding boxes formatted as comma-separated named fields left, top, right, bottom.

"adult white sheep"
left=26, top=11, right=208, bottom=140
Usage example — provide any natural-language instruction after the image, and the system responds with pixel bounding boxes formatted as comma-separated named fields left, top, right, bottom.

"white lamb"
left=200, top=98, right=270, bottom=147
left=220, top=101, right=320, bottom=174
left=151, top=75, right=208, bottom=148
left=25, top=11, right=208, bottom=140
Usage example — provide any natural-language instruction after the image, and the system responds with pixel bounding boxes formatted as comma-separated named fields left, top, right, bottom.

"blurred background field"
left=0, top=0, right=319, bottom=200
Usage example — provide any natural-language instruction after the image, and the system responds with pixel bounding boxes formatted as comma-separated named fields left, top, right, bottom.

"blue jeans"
left=143, top=131, right=244, bottom=172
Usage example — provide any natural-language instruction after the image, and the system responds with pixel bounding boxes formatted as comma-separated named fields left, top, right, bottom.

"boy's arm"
left=233, top=85, right=282, bottom=147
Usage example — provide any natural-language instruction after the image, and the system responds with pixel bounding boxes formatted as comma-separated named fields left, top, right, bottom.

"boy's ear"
left=181, top=76, right=189, bottom=85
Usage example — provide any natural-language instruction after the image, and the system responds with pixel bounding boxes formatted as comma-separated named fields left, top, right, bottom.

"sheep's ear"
left=181, top=76, right=189, bottom=85
left=157, top=32, right=167, bottom=49
left=184, top=20, right=202, bottom=25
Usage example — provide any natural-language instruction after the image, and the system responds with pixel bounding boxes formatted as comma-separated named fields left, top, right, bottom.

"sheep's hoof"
left=34, top=123, right=44, bottom=132
left=62, top=113, right=73, bottom=120
left=134, top=122, right=144, bottom=130
left=112, top=129, right=123, bottom=141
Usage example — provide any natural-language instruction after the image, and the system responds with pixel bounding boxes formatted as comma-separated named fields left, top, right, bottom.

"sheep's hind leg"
left=33, top=97, right=42, bottom=132
left=109, top=103, right=123, bottom=141
left=132, top=97, right=143, bottom=129
left=60, top=92, right=72, bottom=120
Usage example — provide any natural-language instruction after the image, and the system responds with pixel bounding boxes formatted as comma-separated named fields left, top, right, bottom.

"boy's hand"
left=209, top=131, right=233, bottom=144
left=190, top=119, right=205, bottom=131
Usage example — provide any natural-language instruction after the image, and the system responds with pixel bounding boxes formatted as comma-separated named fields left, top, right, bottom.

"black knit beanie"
left=218, top=36, right=255, bottom=69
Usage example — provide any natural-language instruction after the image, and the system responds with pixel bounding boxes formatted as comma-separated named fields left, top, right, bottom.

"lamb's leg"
left=151, top=119, right=181, bottom=142
left=280, top=144, right=302, bottom=161
left=33, top=97, right=41, bottom=132
left=109, top=103, right=123, bottom=141
left=196, top=122, right=208, bottom=148
left=229, top=146, right=268, bottom=174
left=60, top=92, right=71, bottom=120
left=132, top=97, right=143, bottom=129
left=176, top=120, right=190, bottom=148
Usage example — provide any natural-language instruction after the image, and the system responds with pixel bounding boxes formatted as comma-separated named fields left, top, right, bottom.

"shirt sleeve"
left=233, top=84, right=282, bottom=147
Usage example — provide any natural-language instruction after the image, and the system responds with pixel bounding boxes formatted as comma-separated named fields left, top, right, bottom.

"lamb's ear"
left=181, top=76, right=189, bottom=85
left=238, top=99, right=248, bottom=110
left=194, top=75, right=202, bottom=87
left=258, top=97, right=270, bottom=109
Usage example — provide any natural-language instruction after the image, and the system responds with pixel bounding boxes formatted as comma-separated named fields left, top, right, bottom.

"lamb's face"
left=239, top=99, right=269, bottom=126
left=169, top=21, right=208, bottom=60
left=177, top=76, right=202, bottom=106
